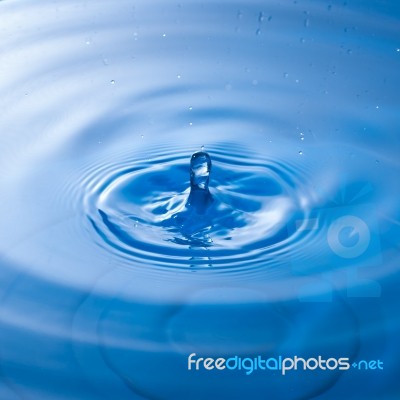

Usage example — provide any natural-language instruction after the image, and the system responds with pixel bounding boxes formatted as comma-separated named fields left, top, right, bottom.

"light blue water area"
left=0, top=0, right=399, bottom=399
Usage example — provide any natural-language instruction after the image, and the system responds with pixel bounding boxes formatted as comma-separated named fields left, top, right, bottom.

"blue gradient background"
left=0, top=0, right=399, bottom=399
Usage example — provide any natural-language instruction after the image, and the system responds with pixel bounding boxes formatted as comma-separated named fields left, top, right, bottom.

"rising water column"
left=187, top=151, right=213, bottom=213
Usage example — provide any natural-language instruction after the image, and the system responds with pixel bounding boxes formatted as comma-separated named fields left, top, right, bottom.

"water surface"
left=0, top=0, right=399, bottom=399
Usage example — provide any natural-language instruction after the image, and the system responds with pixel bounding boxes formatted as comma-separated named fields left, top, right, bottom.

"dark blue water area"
left=0, top=0, right=400, bottom=399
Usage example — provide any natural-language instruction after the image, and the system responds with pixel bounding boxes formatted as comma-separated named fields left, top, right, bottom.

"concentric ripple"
left=84, top=143, right=316, bottom=269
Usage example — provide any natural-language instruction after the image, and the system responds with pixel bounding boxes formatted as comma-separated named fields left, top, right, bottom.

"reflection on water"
left=0, top=0, right=399, bottom=399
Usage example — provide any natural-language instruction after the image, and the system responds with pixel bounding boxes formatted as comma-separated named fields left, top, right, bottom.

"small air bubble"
left=304, top=18, right=310, bottom=28
left=256, top=28, right=261, bottom=35
left=110, top=80, right=115, bottom=84
left=141, top=134, right=144, bottom=139
left=162, top=33, right=166, bottom=37
left=201, top=145, right=205, bottom=151
left=252, top=79, right=258, bottom=85
left=375, top=159, right=380, bottom=164
left=397, top=48, right=400, bottom=52
left=189, top=122, right=193, bottom=126
left=299, top=151, right=303, bottom=155
left=300, top=132, right=305, bottom=141
left=85, top=40, right=91, bottom=45
left=283, top=72, right=289, bottom=78
left=376, top=105, right=379, bottom=109
left=189, top=106, right=193, bottom=111
left=258, top=12, right=265, bottom=23
left=177, top=74, right=181, bottom=79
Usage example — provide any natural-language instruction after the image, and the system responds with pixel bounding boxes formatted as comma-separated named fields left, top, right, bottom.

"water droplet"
left=190, top=151, right=212, bottom=190
left=110, top=80, right=115, bottom=84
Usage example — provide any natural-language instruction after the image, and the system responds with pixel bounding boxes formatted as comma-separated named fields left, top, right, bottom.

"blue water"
left=0, top=0, right=399, bottom=399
